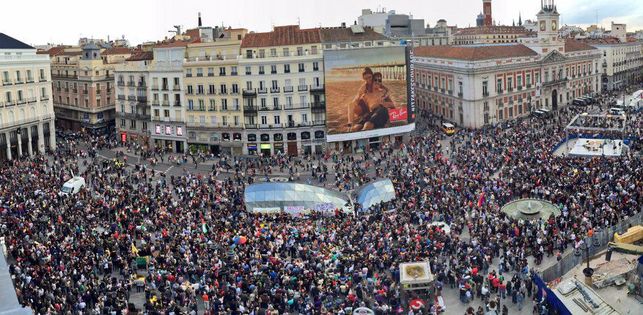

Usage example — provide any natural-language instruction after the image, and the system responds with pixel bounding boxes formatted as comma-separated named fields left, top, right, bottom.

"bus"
left=441, top=122, right=456, bottom=136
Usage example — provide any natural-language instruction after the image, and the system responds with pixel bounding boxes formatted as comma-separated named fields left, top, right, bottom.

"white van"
left=60, top=176, right=86, bottom=195
left=608, top=107, right=625, bottom=116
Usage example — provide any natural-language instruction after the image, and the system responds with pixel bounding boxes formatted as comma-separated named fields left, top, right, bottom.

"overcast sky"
left=2, top=0, right=641, bottom=46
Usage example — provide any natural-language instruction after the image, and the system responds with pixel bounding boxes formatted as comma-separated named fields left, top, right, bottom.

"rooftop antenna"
left=169, top=25, right=182, bottom=36
left=297, top=17, right=300, bottom=26
left=198, top=12, right=202, bottom=27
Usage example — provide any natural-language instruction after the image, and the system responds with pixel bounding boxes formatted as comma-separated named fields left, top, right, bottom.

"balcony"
left=161, top=86, right=169, bottom=91
left=310, top=84, right=324, bottom=92
left=152, top=100, right=160, bottom=106
left=273, top=105, right=282, bottom=110
left=2, top=80, right=12, bottom=86
left=82, top=90, right=88, bottom=94
left=259, top=106, right=270, bottom=111
left=447, top=90, right=453, bottom=95
left=40, top=96, right=49, bottom=101
left=231, top=72, right=238, bottom=76
left=243, top=88, right=256, bottom=97
left=127, top=95, right=136, bottom=101
left=173, top=85, right=181, bottom=91
left=243, top=106, right=258, bottom=113
left=258, top=88, right=268, bottom=94
left=283, top=86, right=293, bottom=93
left=311, top=102, right=325, bottom=111
left=137, top=96, right=147, bottom=103
left=517, top=86, right=523, bottom=91
left=270, top=87, right=280, bottom=93
left=298, top=85, right=308, bottom=91
left=497, top=89, right=503, bottom=94
left=127, top=81, right=135, bottom=87
left=174, top=101, right=181, bottom=107
left=219, top=90, right=228, bottom=95
left=96, top=89, right=101, bottom=94
left=458, top=92, right=464, bottom=98
left=230, top=90, right=240, bottom=96
left=64, top=88, right=69, bottom=92
left=151, top=85, right=159, bottom=91
left=117, top=95, right=126, bottom=101
left=72, top=88, right=78, bottom=93
left=542, top=77, right=568, bottom=87
left=26, top=77, right=34, bottom=83
left=162, top=100, right=170, bottom=106
left=39, top=77, right=47, bottom=82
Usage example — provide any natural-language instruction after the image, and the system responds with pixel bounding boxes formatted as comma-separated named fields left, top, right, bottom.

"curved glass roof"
left=356, top=179, right=396, bottom=210
left=244, top=182, right=351, bottom=214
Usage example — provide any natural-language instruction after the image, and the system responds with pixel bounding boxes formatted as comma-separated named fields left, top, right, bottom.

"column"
left=5, top=132, right=11, bottom=161
left=49, top=122, right=56, bottom=151
left=37, top=123, right=45, bottom=154
left=27, top=126, right=33, bottom=156
left=16, top=129, right=22, bottom=157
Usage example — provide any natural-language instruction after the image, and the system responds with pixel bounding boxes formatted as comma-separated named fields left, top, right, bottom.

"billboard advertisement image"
left=324, top=46, right=415, bottom=142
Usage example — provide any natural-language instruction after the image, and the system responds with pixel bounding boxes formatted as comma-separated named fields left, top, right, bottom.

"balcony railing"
left=117, top=95, right=126, bottom=101
left=298, top=85, right=308, bottom=91
left=151, top=85, right=159, bottom=91
left=309, top=84, right=324, bottom=92
left=270, top=87, right=280, bottom=93
left=117, top=81, right=125, bottom=86
left=127, top=81, right=135, bottom=87
left=173, top=85, right=181, bottom=91
left=243, top=89, right=256, bottom=96
left=283, top=86, right=293, bottom=93
left=258, top=88, right=268, bottom=94
left=138, top=96, right=147, bottom=103
left=127, top=95, right=136, bottom=101
left=162, top=100, right=169, bottom=106
left=311, top=102, right=326, bottom=110
left=243, top=106, right=258, bottom=113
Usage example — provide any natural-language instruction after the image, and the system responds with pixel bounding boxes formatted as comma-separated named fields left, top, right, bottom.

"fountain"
left=501, top=198, right=561, bottom=221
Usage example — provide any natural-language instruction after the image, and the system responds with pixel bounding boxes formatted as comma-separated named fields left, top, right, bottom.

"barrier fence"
left=537, top=211, right=643, bottom=283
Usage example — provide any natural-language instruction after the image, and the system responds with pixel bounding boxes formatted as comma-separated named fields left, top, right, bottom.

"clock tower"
left=529, top=0, right=564, bottom=53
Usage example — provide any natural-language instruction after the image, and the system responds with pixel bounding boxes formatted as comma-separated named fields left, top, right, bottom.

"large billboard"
left=324, top=46, right=415, bottom=142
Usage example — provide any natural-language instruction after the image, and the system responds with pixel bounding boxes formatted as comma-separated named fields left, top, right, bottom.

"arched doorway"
left=551, top=89, right=558, bottom=110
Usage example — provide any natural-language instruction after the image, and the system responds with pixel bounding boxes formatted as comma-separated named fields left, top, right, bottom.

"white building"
left=148, top=43, right=188, bottom=153
left=0, top=33, right=56, bottom=161
left=239, top=25, right=326, bottom=156
left=358, top=8, right=394, bottom=34
left=114, top=50, right=153, bottom=146
left=583, top=39, right=643, bottom=91
left=414, top=1, right=602, bottom=128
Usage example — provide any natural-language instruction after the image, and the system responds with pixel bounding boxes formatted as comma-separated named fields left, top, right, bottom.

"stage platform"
left=568, top=138, right=625, bottom=157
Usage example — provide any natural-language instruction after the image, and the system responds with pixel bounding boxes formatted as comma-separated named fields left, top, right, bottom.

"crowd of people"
left=0, top=101, right=641, bottom=314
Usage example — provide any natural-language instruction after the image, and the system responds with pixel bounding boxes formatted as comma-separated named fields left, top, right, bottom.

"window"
left=261, top=116, right=267, bottom=124
left=245, top=66, right=251, bottom=75
left=284, top=64, right=290, bottom=73
left=209, top=84, right=215, bottom=94
left=298, top=63, right=305, bottom=72
left=221, top=99, right=228, bottom=110
left=207, top=67, right=214, bottom=76
left=497, top=79, right=503, bottom=93
left=219, top=67, right=226, bottom=76
left=283, top=48, right=289, bottom=56
left=311, top=46, right=318, bottom=55
left=39, top=69, right=45, bottom=80
left=296, top=47, right=304, bottom=56
left=188, top=100, right=194, bottom=110
left=270, top=48, right=277, bottom=57
left=209, top=99, right=216, bottom=111
left=231, top=66, right=237, bottom=75
left=301, top=113, right=308, bottom=123
left=220, top=84, right=227, bottom=94
left=197, top=85, right=204, bottom=94
left=481, top=81, right=487, bottom=96
left=259, top=66, right=265, bottom=75
left=274, top=115, right=280, bottom=124
left=232, top=84, right=239, bottom=94
left=196, top=68, right=203, bottom=77
left=271, top=65, right=277, bottom=74
left=186, top=69, right=192, bottom=77
left=313, top=62, right=319, bottom=71
left=517, top=76, right=522, bottom=88
left=258, top=49, right=265, bottom=58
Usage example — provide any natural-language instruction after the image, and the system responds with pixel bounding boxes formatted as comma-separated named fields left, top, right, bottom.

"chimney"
left=341, top=22, right=346, bottom=28
left=198, top=12, right=202, bottom=27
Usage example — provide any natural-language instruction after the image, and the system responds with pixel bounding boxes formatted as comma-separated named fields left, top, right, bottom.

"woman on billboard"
left=348, top=68, right=397, bottom=132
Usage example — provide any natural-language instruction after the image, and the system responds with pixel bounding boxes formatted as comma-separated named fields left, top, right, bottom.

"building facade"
left=414, top=1, right=602, bottom=128
left=583, top=39, right=643, bottom=91
left=148, top=44, right=188, bottom=153
left=184, top=28, right=247, bottom=155
left=453, top=26, right=530, bottom=45
left=239, top=25, right=326, bottom=156
left=114, top=51, right=153, bottom=146
left=46, top=44, right=130, bottom=135
left=0, top=33, right=56, bottom=161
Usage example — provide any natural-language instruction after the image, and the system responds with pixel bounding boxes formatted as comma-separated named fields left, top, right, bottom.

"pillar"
left=27, top=126, right=33, bottom=156
left=16, top=129, right=22, bottom=157
left=5, top=132, right=11, bottom=161
left=49, top=122, right=56, bottom=151
left=37, top=123, right=45, bottom=154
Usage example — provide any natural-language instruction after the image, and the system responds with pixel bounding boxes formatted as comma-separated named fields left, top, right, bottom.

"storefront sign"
left=155, top=125, right=161, bottom=134
left=176, top=126, right=183, bottom=136
left=260, top=143, right=272, bottom=150
left=165, top=126, right=172, bottom=135
left=120, top=133, right=127, bottom=143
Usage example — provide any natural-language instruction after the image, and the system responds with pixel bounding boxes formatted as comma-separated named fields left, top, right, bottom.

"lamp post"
left=582, top=235, right=595, bottom=286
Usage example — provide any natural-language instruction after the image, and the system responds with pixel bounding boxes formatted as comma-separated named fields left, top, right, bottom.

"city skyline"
left=1, top=0, right=641, bottom=46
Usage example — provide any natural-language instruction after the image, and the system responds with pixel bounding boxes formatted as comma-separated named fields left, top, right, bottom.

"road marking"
left=164, top=166, right=174, bottom=174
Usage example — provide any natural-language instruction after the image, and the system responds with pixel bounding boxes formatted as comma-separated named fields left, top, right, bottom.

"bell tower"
left=482, top=0, right=492, bottom=27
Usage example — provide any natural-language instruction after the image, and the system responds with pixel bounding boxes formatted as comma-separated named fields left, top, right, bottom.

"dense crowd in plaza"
left=0, top=100, right=641, bottom=314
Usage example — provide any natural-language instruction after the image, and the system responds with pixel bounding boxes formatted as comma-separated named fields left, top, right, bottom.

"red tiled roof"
left=413, top=44, right=538, bottom=61
left=241, top=25, right=321, bottom=48
left=319, top=26, right=388, bottom=43
left=102, top=47, right=131, bottom=55
left=564, top=39, right=597, bottom=52
left=455, top=26, right=528, bottom=36
left=185, top=28, right=200, bottom=40
left=38, top=46, right=66, bottom=56
left=126, top=51, right=153, bottom=61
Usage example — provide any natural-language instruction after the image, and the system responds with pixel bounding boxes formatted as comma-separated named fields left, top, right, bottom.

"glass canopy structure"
left=356, top=179, right=396, bottom=210
left=244, top=182, right=352, bottom=215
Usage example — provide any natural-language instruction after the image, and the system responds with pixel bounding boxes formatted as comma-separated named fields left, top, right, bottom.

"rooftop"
left=455, top=26, right=529, bottom=36
left=241, top=25, right=321, bottom=48
left=102, top=47, right=132, bottom=55
left=413, top=44, right=539, bottom=61
left=319, top=26, right=388, bottom=43
left=564, top=39, right=598, bottom=52
left=126, top=50, right=153, bottom=61
left=0, top=33, right=33, bottom=49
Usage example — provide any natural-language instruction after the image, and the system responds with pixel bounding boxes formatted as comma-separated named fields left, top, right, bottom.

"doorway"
left=551, top=89, right=558, bottom=110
